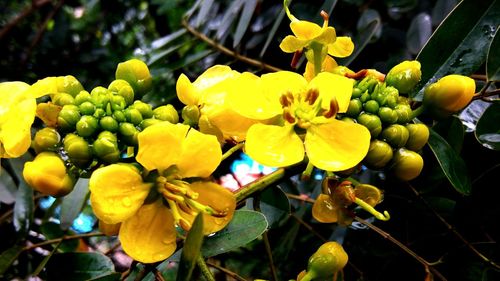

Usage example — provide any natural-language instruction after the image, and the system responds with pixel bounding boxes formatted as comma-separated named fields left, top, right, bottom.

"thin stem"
left=354, top=197, right=390, bottom=221
left=197, top=255, right=216, bottom=281
left=301, top=161, right=315, bottom=181
left=234, top=168, right=286, bottom=202
left=410, top=104, right=426, bottom=119
left=221, top=143, right=244, bottom=161
left=182, top=19, right=283, bottom=72
left=473, top=89, right=500, bottom=101
left=291, top=214, right=327, bottom=242
left=285, top=193, right=315, bottom=204
left=206, top=261, right=247, bottom=281
left=23, top=232, right=104, bottom=251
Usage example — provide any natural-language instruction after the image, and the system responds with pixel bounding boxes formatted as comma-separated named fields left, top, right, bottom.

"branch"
left=23, top=232, right=104, bottom=251
left=0, top=0, right=52, bottom=40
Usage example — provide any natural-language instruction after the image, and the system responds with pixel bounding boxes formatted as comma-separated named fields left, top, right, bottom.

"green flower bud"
left=63, top=133, right=92, bottom=168
left=345, top=99, right=363, bottom=117
left=131, top=100, right=153, bottom=119
left=124, top=108, right=143, bottom=125
left=57, top=105, right=81, bottom=132
left=357, top=113, right=382, bottom=138
left=363, top=100, right=380, bottom=114
left=153, top=104, right=179, bottom=123
left=383, top=86, right=399, bottom=108
left=395, top=104, right=413, bottom=124
left=422, top=74, right=476, bottom=118
left=115, top=59, right=152, bottom=98
left=93, top=108, right=106, bottom=119
left=380, top=124, right=409, bottom=148
left=52, top=93, right=75, bottom=106
left=112, top=110, right=126, bottom=123
left=139, top=118, right=162, bottom=130
left=356, top=75, right=379, bottom=93
left=90, top=86, right=110, bottom=108
left=390, top=148, right=424, bottom=181
left=385, top=60, right=421, bottom=94
left=76, top=115, right=99, bottom=137
left=56, top=75, right=84, bottom=97
left=378, top=107, right=398, bottom=124
left=351, top=87, right=363, bottom=99
left=110, top=94, right=127, bottom=111
left=359, top=90, right=371, bottom=103
left=119, top=122, right=139, bottom=146
left=79, top=101, right=96, bottom=115
left=302, top=242, right=348, bottom=281
left=108, top=79, right=135, bottom=105
left=74, top=90, right=92, bottom=105
left=363, top=140, right=393, bottom=169
left=182, top=105, right=200, bottom=126
left=99, top=116, right=119, bottom=132
left=340, top=117, right=356, bottom=123
left=370, top=84, right=386, bottom=106
left=93, top=131, right=120, bottom=164
left=32, top=127, right=61, bottom=153
left=405, top=123, right=429, bottom=151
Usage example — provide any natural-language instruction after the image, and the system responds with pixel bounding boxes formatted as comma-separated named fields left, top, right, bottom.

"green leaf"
left=0, top=167, right=17, bottom=204
left=427, top=128, right=472, bottom=195
left=475, top=104, right=500, bottom=150
left=432, top=116, right=465, bottom=153
left=259, top=7, right=286, bottom=58
left=150, top=29, right=187, bottom=51
left=88, top=272, right=122, bottom=281
left=60, top=178, right=90, bottom=230
left=201, top=210, right=268, bottom=258
left=13, top=182, right=33, bottom=238
left=177, top=214, right=204, bottom=281
left=233, top=0, right=258, bottom=48
left=337, top=15, right=381, bottom=66
left=40, top=222, right=79, bottom=252
left=45, top=252, right=115, bottom=281
left=0, top=245, right=23, bottom=276
left=487, top=26, right=500, bottom=81
left=247, top=186, right=290, bottom=228
left=415, top=0, right=500, bottom=100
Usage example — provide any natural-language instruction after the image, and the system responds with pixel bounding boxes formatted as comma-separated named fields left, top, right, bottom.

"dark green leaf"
left=406, top=12, right=432, bottom=55
left=475, top=103, right=500, bottom=150
left=45, top=252, right=115, bottom=281
left=167, top=49, right=214, bottom=70
left=40, top=222, right=79, bottom=252
left=486, top=26, right=500, bottom=81
left=0, top=167, right=17, bottom=204
left=88, top=272, right=122, bottom=281
left=177, top=214, right=204, bottom=281
left=150, top=29, right=187, bottom=51
left=201, top=210, right=268, bottom=258
left=337, top=15, right=380, bottom=66
left=259, top=7, right=286, bottom=58
left=233, top=0, right=257, bottom=48
left=427, top=128, right=472, bottom=195
left=0, top=245, right=23, bottom=276
left=415, top=0, right=500, bottom=100
left=247, top=186, right=290, bottom=228
left=13, top=182, right=33, bottom=238
left=148, top=43, right=187, bottom=66
left=431, top=0, right=459, bottom=26
left=432, top=116, right=465, bottom=152
left=60, top=178, right=90, bottom=230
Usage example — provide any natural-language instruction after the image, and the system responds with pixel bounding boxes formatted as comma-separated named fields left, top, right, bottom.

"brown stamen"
left=179, top=218, right=192, bottom=231
left=323, top=98, right=339, bottom=118
left=283, top=108, right=296, bottom=123
left=280, top=94, right=291, bottom=107
left=291, top=50, right=303, bottom=70
left=305, top=88, right=319, bottom=105
left=320, top=10, right=329, bottom=22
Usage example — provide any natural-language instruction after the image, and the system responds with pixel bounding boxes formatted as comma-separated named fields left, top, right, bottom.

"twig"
left=254, top=196, right=279, bottom=281
left=406, top=183, right=500, bottom=270
left=285, top=193, right=315, bottom=204
left=197, top=255, right=216, bottom=281
left=291, top=213, right=327, bottom=242
left=0, top=0, right=52, bottom=40
left=234, top=168, right=286, bottom=202
left=23, top=232, right=104, bottom=251
left=222, top=143, right=244, bottom=161
left=206, top=261, right=247, bottom=281
left=181, top=19, right=283, bottom=72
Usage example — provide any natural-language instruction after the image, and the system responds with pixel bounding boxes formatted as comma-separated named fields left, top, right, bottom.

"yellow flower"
left=176, top=65, right=263, bottom=142
left=89, top=122, right=236, bottom=263
left=229, top=71, right=370, bottom=171
left=0, top=78, right=58, bottom=158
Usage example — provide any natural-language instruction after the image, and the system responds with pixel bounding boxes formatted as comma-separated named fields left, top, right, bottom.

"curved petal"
left=328, top=36, right=354, bottom=58
left=89, top=164, right=152, bottom=224
left=190, top=181, right=236, bottom=234
left=193, top=65, right=238, bottom=90
left=308, top=72, right=353, bottom=112
left=245, top=124, right=304, bottom=167
left=201, top=106, right=259, bottom=142
left=315, top=26, right=337, bottom=45
left=176, top=73, right=198, bottom=105
left=279, top=35, right=308, bottom=53
left=312, top=194, right=338, bottom=223
left=29, top=77, right=58, bottom=98
left=290, top=20, right=323, bottom=40
left=303, top=57, right=339, bottom=82
left=177, top=128, right=222, bottom=178
left=261, top=71, right=308, bottom=102
left=305, top=120, right=370, bottom=171
left=120, top=200, right=177, bottom=263
left=137, top=122, right=189, bottom=172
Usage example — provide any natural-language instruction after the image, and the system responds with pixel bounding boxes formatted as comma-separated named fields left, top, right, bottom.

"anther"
left=178, top=218, right=192, bottom=231
left=320, top=10, right=329, bottom=22
left=323, top=98, right=339, bottom=118
left=305, top=88, right=319, bottom=105
left=280, top=94, right=291, bottom=107
left=283, top=108, right=296, bottom=124
left=178, top=202, right=197, bottom=215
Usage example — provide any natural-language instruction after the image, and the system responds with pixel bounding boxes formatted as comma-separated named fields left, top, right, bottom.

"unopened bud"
left=139, top=118, right=161, bottom=130
left=380, top=124, right=409, bottom=148
left=385, top=60, right=421, bottom=94
left=423, top=74, right=475, bottom=118
left=363, top=100, right=380, bottom=114
left=63, top=134, right=92, bottom=168
left=115, top=59, right=152, bottom=98
left=357, top=113, right=382, bottom=138
left=32, top=127, right=61, bottom=153
left=108, top=79, right=134, bottom=105
left=394, top=104, right=413, bottom=124
left=52, top=93, right=75, bottom=106
left=131, top=101, right=154, bottom=119
left=119, top=122, right=139, bottom=146
left=93, top=131, right=120, bottom=164
left=378, top=107, right=398, bottom=124
left=303, top=242, right=348, bottom=280
left=90, top=86, right=110, bottom=108
left=405, top=123, right=429, bottom=151
left=363, top=140, right=393, bottom=169
left=345, top=99, right=362, bottom=117
left=76, top=115, right=99, bottom=137
left=153, top=104, right=179, bottom=123
left=57, top=105, right=81, bottom=132
left=74, top=90, right=92, bottom=105
left=79, top=101, right=96, bottom=115
left=56, top=75, right=84, bottom=97
left=390, top=148, right=424, bottom=181
left=99, top=116, right=119, bottom=132
left=124, top=108, right=143, bottom=126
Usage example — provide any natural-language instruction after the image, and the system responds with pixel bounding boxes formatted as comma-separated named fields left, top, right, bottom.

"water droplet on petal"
left=122, top=197, right=132, bottom=207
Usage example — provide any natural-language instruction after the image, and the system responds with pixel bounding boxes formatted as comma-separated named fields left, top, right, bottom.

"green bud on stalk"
left=405, top=123, right=429, bottom=151
left=93, top=131, right=120, bottom=163
left=394, top=104, right=413, bottom=124
left=380, top=124, right=409, bottom=148
left=100, top=116, right=119, bottom=132
left=139, top=118, right=162, bottom=129
left=390, top=148, right=424, bottom=181
left=56, top=75, right=84, bottom=97
left=357, top=113, right=382, bottom=138
left=364, top=100, right=380, bottom=114
left=124, top=108, right=143, bottom=126
left=115, top=59, right=152, bottom=98
left=363, top=140, right=393, bottom=169
left=52, top=93, right=75, bottom=106
left=74, top=90, right=91, bottom=105
left=385, top=60, right=421, bottom=94
left=119, top=122, right=139, bottom=146
left=153, top=104, right=179, bottom=123
left=57, top=105, right=81, bottom=132
left=108, top=79, right=135, bottom=105
left=378, top=107, right=398, bottom=124
left=76, top=115, right=99, bottom=137
left=345, top=99, right=363, bottom=117
left=63, top=133, right=92, bottom=168
left=32, top=127, right=61, bottom=153
left=131, top=101, right=154, bottom=119
left=79, top=101, right=96, bottom=115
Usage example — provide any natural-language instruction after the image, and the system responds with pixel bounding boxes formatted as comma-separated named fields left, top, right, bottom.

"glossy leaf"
left=13, top=182, right=33, bottom=238
left=432, top=116, right=465, bottom=152
left=201, top=210, right=268, bottom=257
left=60, top=178, right=90, bottom=230
left=177, top=214, right=204, bottom=281
left=167, top=49, right=214, bottom=70
left=431, top=0, right=459, bottom=26
left=0, top=167, right=16, bottom=204
left=150, top=29, right=187, bottom=50
left=427, top=128, right=472, bottom=195
left=45, top=252, right=115, bottom=281
left=459, top=100, right=492, bottom=132
left=233, top=0, right=257, bottom=48
left=487, top=26, right=500, bottom=81
left=40, top=222, right=79, bottom=252
left=88, top=272, right=121, bottom=281
left=475, top=103, right=500, bottom=150
left=0, top=245, right=23, bottom=276
left=195, top=0, right=215, bottom=28
left=415, top=0, right=500, bottom=100
left=247, top=186, right=291, bottom=228
left=406, top=12, right=432, bottom=55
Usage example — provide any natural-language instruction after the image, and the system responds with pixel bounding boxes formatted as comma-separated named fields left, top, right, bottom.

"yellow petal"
left=228, top=72, right=282, bottom=120
left=245, top=124, right=304, bottom=167
left=176, top=73, right=199, bottom=105
left=261, top=71, right=308, bottom=102
left=189, top=181, right=236, bottom=234
left=305, top=119, right=370, bottom=171
left=29, top=77, right=58, bottom=98
left=89, top=164, right=152, bottom=224
left=308, top=72, right=353, bottom=112
left=137, top=122, right=189, bottom=172
left=303, top=57, right=339, bottom=82
left=315, top=26, right=337, bottom=45
left=312, top=194, right=338, bottom=223
left=120, top=200, right=177, bottom=263
left=290, top=20, right=323, bottom=40
left=328, top=36, right=354, bottom=58
left=177, top=127, right=222, bottom=178
left=279, top=35, right=308, bottom=53
left=23, top=152, right=74, bottom=197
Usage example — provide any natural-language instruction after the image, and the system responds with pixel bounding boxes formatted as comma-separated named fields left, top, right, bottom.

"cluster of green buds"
left=341, top=61, right=428, bottom=181
left=31, top=59, right=179, bottom=180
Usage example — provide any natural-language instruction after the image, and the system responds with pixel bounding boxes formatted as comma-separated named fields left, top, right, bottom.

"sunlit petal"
left=308, top=72, right=353, bottom=112
left=120, top=200, right=177, bottom=263
left=29, top=77, right=59, bottom=98
left=315, top=27, right=336, bottom=45
left=303, top=56, right=339, bottom=82
left=279, top=35, right=308, bottom=53
left=245, top=124, right=304, bottom=167
left=89, top=164, right=152, bottom=224
left=312, top=194, right=338, bottom=223
left=261, top=71, right=308, bottom=101
left=328, top=36, right=354, bottom=58
left=176, top=73, right=199, bottom=105
left=177, top=128, right=222, bottom=178
left=290, top=21, right=323, bottom=40
left=305, top=119, right=370, bottom=171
